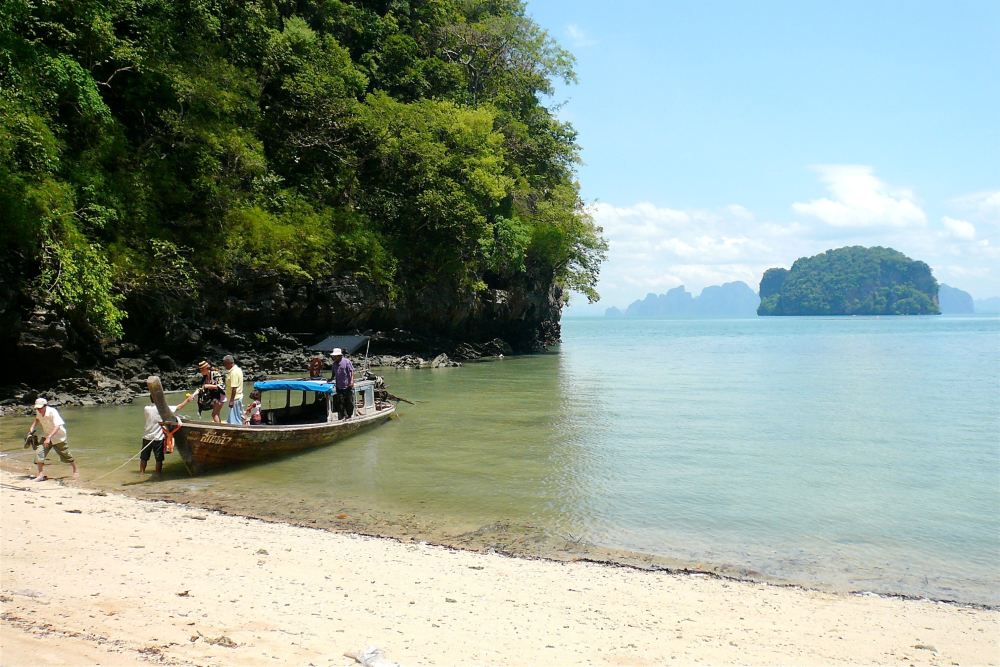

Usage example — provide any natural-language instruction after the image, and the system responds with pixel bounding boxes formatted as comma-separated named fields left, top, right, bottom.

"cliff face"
left=6, top=271, right=562, bottom=385
left=3, top=268, right=563, bottom=384
left=758, top=246, right=940, bottom=316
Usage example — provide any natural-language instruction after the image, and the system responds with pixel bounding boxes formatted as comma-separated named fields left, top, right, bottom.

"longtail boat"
left=147, top=375, right=396, bottom=475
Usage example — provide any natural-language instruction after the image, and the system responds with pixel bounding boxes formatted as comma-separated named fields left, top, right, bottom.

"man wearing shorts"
left=141, top=393, right=194, bottom=475
left=27, top=398, right=78, bottom=482
left=222, top=354, right=244, bottom=425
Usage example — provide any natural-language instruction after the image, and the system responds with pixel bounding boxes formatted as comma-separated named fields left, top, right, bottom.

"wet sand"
left=1, top=469, right=997, bottom=666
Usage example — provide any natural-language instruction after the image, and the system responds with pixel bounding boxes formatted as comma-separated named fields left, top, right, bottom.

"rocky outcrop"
left=369, top=353, right=462, bottom=369
left=9, top=308, right=80, bottom=384
left=122, top=271, right=560, bottom=360
left=1, top=266, right=563, bottom=395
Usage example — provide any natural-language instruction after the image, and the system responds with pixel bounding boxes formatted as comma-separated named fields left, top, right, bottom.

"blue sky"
left=524, top=1, right=1000, bottom=313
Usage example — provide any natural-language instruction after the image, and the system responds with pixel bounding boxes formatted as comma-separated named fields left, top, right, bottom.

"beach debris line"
left=192, top=630, right=237, bottom=647
left=345, top=646, right=403, bottom=667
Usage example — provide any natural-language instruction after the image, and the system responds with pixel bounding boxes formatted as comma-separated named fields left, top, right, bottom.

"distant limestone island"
left=758, top=246, right=942, bottom=316
left=606, top=246, right=996, bottom=319
left=936, top=284, right=1000, bottom=314
left=938, top=284, right=974, bottom=314
left=606, top=281, right=760, bottom=318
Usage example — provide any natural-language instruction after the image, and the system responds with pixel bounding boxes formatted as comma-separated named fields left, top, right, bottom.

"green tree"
left=1, top=0, right=606, bottom=359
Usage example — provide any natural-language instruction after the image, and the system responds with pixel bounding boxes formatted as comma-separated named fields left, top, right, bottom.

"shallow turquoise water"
left=2, top=315, right=998, bottom=605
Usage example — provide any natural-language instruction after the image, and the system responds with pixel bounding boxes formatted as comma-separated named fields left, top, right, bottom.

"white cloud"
left=566, top=24, right=597, bottom=48
left=583, top=201, right=793, bottom=309
left=567, top=170, right=1000, bottom=314
left=952, top=189, right=1000, bottom=225
left=725, top=204, right=755, bottom=220
left=791, top=165, right=926, bottom=229
left=942, top=216, right=976, bottom=241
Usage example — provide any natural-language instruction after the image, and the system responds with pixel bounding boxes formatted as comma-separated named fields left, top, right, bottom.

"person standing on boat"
left=196, top=360, right=225, bottom=423
left=223, top=354, right=244, bottom=425
left=330, top=348, right=354, bottom=420
left=141, top=393, right=194, bottom=475
left=242, top=389, right=263, bottom=425
left=27, top=398, right=78, bottom=482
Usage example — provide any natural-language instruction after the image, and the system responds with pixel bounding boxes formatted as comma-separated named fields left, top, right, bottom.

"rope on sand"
left=3, top=442, right=152, bottom=484
left=2, top=445, right=145, bottom=482
left=89, top=442, right=154, bottom=483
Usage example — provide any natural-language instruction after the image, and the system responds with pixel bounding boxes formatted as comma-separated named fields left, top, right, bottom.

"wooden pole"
left=146, top=376, right=178, bottom=423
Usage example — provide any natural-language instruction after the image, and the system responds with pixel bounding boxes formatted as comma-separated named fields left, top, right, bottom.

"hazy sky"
left=525, top=1, right=1000, bottom=314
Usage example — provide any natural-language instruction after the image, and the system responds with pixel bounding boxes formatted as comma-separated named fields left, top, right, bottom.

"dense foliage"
left=0, top=0, right=606, bottom=345
left=758, top=246, right=940, bottom=316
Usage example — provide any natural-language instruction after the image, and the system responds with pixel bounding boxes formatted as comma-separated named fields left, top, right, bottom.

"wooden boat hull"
left=171, top=408, right=394, bottom=475
left=146, top=375, right=395, bottom=475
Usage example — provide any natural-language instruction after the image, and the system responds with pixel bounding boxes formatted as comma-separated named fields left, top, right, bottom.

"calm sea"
left=2, top=316, right=998, bottom=605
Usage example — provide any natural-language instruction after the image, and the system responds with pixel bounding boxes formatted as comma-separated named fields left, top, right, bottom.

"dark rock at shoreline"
left=11, top=308, right=79, bottom=383
left=431, top=353, right=459, bottom=368
left=0, top=333, right=485, bottom=416
left=1, top=264, right=536, bottom=418
left=451, top=338, right=513, bottom=360
left=3, top=259, right=563, bottom=400
left=368, top=353, right=462, bottom=369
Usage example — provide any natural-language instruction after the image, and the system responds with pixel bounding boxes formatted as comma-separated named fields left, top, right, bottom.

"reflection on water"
left=1, top=316, right=998, bottom=606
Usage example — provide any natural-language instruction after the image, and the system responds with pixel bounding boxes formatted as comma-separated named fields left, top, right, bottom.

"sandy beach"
left=1, top=469, right=997, bottom=667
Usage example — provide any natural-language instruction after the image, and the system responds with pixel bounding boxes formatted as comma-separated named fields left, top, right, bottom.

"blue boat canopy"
left=253, top=380, right=334, bottom=394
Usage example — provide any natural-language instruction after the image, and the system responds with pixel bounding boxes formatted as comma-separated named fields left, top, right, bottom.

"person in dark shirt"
left=330, top=348, right=354, bottom=420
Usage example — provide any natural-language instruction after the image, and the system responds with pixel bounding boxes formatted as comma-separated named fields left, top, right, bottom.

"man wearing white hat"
left=26, top=398, right=79, bottom=482
left=329, top=348, right=354, bottom=420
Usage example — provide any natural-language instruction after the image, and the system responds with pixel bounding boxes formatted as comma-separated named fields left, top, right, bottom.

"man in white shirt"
left=223, top=354, right=244, bottom=425
left=141, top=393, right=194, bottom=475
left=27, top=398, right=77, bottom=482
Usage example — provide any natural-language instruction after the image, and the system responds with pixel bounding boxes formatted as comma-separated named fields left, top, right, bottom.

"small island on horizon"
left=600, top=254, right=995, bottom=320
left=757, top=246, right=940, bottom=316
left=605, top=281, right=759, bottom=318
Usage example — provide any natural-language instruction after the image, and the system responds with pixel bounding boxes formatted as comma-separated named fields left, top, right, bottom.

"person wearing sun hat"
left=195, top=360, right=225, bottom=423
left=26, top=397, right=78, bottom=482
left=329, top=348, right=355, bottom=420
